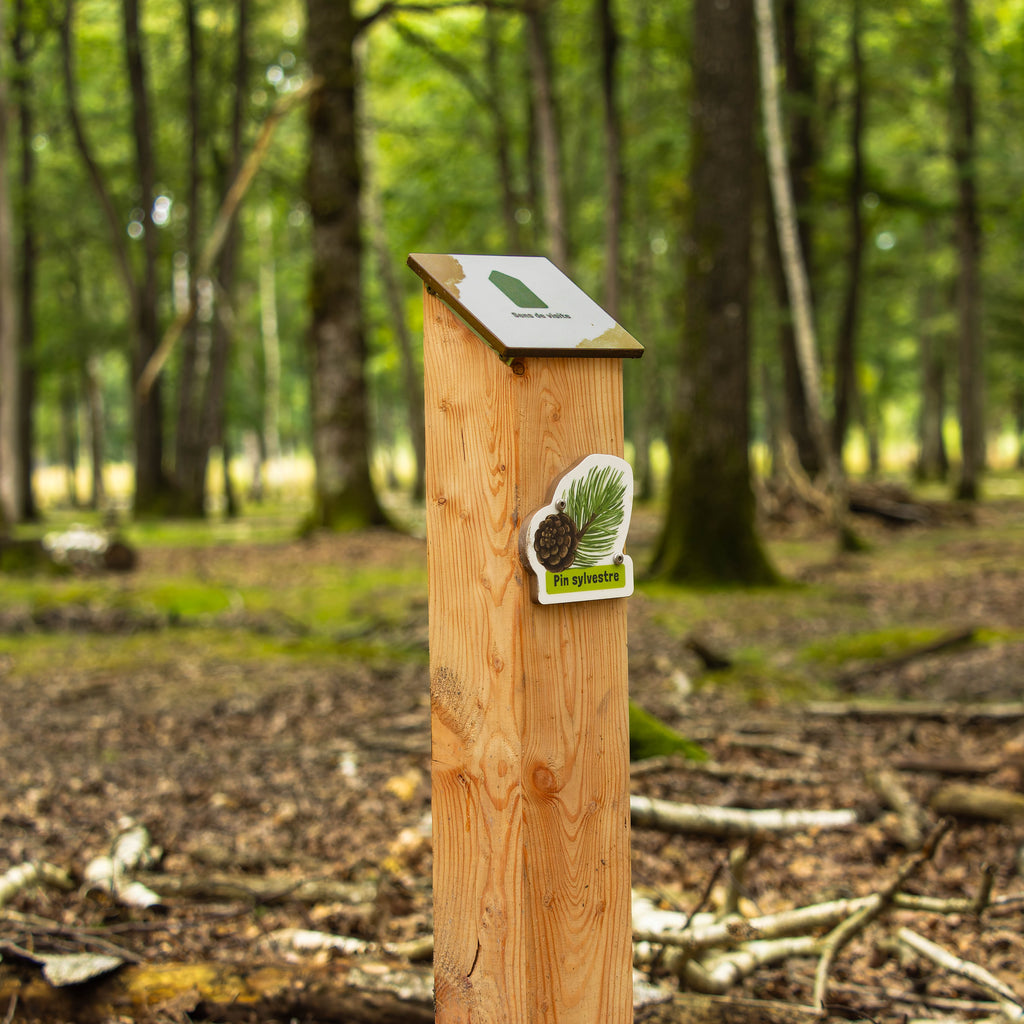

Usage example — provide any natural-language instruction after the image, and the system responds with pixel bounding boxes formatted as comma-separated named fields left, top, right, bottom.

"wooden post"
left=418, top=259, right=637, bottom=1022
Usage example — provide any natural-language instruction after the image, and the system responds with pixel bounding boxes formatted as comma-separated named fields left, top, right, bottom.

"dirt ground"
left=2, top=500, right=1024, bottom=1022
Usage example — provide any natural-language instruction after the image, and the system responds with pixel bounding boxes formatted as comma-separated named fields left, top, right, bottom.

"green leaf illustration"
left=561, top=464, right=627, bottom=567
left=488, top=269, right=548, bottom=309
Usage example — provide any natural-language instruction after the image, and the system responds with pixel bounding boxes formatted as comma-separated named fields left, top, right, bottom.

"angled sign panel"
left=408, top=253, right=644, bottom=359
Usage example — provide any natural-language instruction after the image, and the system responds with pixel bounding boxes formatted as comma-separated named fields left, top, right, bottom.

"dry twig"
left=811, top=817, right=953, bottom=1010
left=897, top=926, right=1024, bottom=1021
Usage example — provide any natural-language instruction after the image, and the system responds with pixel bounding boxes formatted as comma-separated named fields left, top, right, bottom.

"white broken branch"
left=630, top=794, right=858, bottom=837
left=681, top=935, right=820, bottom=995
left=83, top=819, right=162, bottom=908
left=259, top=928, right=373, bottom=959
left=0, top=862, right=73, bottom=908
left=898, top=926, right=1024, bottom=1021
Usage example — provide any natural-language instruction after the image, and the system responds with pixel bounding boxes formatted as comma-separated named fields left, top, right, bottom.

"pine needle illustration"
left=533, top=465, right=627, bottom=571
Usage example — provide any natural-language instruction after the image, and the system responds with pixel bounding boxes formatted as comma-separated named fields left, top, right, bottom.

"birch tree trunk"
left=774, top=0, right=820, bottom=478
left=754, top=0, right=858, bottom=550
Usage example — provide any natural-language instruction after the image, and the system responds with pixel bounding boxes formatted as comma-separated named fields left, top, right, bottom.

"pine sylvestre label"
left=547, top=564, right=627, bottom=594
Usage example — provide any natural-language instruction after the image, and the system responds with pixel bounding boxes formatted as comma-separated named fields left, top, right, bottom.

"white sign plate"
left=519, top=454, right=635, bottom=605
left=408, top=253, right=644, bottom=358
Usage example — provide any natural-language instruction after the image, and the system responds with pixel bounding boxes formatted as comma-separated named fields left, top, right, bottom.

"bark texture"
left=651, top=0, right=775, bottom=584
left=123, top=0, right=172, bottom=515
left=950, top=0, right=984, bottom=500
left=305, top=0, right=385, bottom=530
left=831, top=0, right=865, bottom=463
left=774, top=0, right=820, bottom=478
left=525, top=0, right=569, bottom=271
left=0, top=0, right=19, bottom=527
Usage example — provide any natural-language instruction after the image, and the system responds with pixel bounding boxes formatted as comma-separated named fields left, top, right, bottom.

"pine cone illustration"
left=533, top=511, right=580, bottom=572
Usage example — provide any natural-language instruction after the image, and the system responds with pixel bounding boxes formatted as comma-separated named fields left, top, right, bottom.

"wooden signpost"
left=409, top=253, right=642, bottom=1023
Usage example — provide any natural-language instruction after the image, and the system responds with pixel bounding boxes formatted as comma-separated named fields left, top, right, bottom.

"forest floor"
left=1, top=491, right=1024, bottom=1022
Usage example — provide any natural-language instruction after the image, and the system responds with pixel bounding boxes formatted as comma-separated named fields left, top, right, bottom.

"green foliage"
left=9, top=0, right=1024, bottom=520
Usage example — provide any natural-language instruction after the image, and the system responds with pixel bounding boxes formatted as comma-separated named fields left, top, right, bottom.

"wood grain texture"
left=423, top=288, right=632, bottom=1022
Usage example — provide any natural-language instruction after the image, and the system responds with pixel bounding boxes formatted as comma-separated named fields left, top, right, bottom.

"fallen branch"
left=136, top=872, right=378, bottom=907
left=805, top=700, right=1024, bottom=722
left=866, top=767, right=928, bottom=849
left=83, top=820, right=161, bottom=909
left=630, top=794, right=858, bottom=838
left=890, top=754, right=999, bottom=776
left=847, top=481, right=935, bottom=526
left=826, top=979, right=1012, bottom=1018
left=930, top=783, right=1024, bottom=824
left=634, top=884, right=994, bottom=965
left=897, top=926, right=1024, bottom=1020
left=811, top=817, right=952, bottom=1010
left=0, top=959, right=435, bottom=1024
left=836, top=627, right=977, bottom=689
left=638, top=993, right=828, bottom=1023
left=630, top=757, right=826, bottom=786
left=0, top=862, right=73, bottom=908
left=0, top=909, right=144, bottom=964
left=258, top=927, right=434, bottom=963
left=682, top=935, right=820, bottom=995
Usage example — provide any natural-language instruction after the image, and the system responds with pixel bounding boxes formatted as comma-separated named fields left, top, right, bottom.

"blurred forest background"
left=0, top=0, right=1022, bottom=548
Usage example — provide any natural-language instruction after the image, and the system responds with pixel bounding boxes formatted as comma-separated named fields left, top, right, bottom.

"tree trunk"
left=123, top=0, right=172, bottom=516
left=766, top=212, right=819, bottom=478
left=1014, top=381, right=1024, bottom=471
left=484, top=10, right=525, bottom=254
left=831, top=0, right=865, bottom=465
left=13, top=0, right=37, bottom=520
left=597, top=0, right=623, bottom=320
left=770, top=0, right=820, bottom=479
left=305, top=0, right=385, bottom=530
left=173, top=0, right=207, bottom=517
left=205, top=0, right=248, bottom=520
left=84, top=354, right=106, bottom=509
left=950, top=0, right=984, bottom=500
left=651, top=0, right=775, bottom=585
left=366, top=183, right=426, bottom=501
left=755, top=0, right=857, bottom=550
left=257, top=207, right=281, bottom=464
left=0, top=0, right=20, bottom=528
left=59, top=377, right=79, bottom=507
left=915, top=227, right=949, bottom=481
left=524, top=0, right=569, bottom=272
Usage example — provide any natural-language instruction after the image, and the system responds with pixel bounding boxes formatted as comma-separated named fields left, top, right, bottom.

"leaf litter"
left=1, top=504, right=1023, bottom=1021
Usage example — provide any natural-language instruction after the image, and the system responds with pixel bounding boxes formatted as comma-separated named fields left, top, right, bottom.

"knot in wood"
left=532, top=764, right=560, bottom=795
